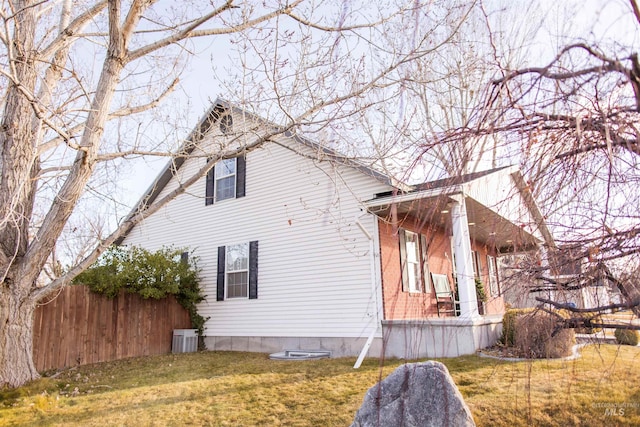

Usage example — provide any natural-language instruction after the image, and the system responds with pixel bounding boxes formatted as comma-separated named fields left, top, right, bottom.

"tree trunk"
left=0, top=285, right=39, bottom=388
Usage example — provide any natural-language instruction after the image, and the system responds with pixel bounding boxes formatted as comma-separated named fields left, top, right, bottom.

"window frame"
left=205, top=156, right=246, bottom=206
left=404, top=230, right=422, bottom=293
left=399, top=229, right=431, bottom=293
left=225, top=242, right=249, bottom=299
left=214, top=157, right=237, bottom=203
left=216, top=241, right=258, bottom=301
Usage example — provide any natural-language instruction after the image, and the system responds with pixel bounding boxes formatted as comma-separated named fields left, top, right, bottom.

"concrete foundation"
left=203, top=335, right=385, bottom=358
left=203, top=315, right=503, bottom=360
left=380, top=315, right=503, bottom=359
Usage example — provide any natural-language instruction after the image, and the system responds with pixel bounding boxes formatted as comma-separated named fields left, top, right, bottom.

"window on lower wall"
left=226, top=243, right=249, bottom=298
left=399, top=229, right=431, bottom=293
left=216, top=241, right=258, bottom=300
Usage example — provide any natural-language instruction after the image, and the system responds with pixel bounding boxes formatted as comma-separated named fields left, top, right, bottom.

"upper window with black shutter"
left=215, top=158, right=236, bottom=201
left=205, top=156, right=246, bottom=205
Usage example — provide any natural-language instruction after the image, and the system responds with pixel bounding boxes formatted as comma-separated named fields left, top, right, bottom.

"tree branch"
left=535, top=296, right=640, bottom=314
left=39, top=1, right=108, bottom=60
left=630, top=0, right=640, bottom=26
left=34, top=124, right=289, bottom=300
left=126, top=0, right=237, bottom=62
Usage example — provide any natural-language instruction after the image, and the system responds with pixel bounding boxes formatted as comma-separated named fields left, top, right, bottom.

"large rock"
left=351, top=361, right=475, bottom=427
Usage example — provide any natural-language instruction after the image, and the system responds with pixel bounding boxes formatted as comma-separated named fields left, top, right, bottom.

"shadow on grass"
left=3, top=352, right=446, bottom=426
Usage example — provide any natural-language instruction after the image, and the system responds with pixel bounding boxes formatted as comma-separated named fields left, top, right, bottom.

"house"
left=501, top=244, right=626, bottom=312
left=120, top=99, right=551, bottom=360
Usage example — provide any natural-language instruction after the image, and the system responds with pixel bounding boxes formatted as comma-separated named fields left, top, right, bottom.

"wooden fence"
left=33, top=285, right=192, bottom=372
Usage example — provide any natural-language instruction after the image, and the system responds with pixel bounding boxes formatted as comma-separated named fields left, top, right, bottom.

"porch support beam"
left=450, top=194, right=480, bottom=320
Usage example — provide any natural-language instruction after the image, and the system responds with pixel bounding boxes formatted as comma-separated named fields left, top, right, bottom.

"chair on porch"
left=431, top=273, right=459, bottom=317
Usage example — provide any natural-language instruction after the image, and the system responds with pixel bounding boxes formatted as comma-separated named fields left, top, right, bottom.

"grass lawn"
left=1, top=344, right=639, bottom=426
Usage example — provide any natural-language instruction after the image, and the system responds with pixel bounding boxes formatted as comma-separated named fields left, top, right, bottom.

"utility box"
left=172, top=329, right=198, bottom=353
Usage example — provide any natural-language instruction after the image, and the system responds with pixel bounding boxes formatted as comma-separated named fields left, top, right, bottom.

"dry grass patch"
left=0, top=345, right=639, bottom=426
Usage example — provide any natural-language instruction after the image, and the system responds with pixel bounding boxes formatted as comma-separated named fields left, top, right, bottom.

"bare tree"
left=0, top=0, right=474, bottom=388
left=395, top=0, right=555, bottom=180
left=440, top=0, right=640, bottom=325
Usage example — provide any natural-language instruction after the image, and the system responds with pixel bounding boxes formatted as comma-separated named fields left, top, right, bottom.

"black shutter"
left=236, top=156, right=246, bottom=199
left=180, top=251, right=189, bottom=264
left=216, top=246, right=225, bottom=301
left=398, top=229, right=409, bottom=292
left=248, top=241, right=258, bottom=299
left=205, top=163, right=215, bottom=206
left=420, top=234, right=430, bottom=292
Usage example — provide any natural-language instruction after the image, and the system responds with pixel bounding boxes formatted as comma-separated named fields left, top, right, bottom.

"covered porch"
left=363, top=166, right=547, bottom=358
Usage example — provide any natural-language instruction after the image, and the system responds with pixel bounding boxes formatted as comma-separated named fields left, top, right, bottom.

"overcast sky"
left=119, top=0, right=639, bottom=212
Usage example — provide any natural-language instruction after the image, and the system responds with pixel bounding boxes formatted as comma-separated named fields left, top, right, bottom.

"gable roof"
left=366, top=165, right=554, bottom=253
left=116, top=98, right=396, bottom=243
left=147, top=98, right=396, bottom=202
left=414, top=165, right=513, bottom=191
left=118, top=99, right=554, bottom=252
left=372, top=165, right=513, bottom=200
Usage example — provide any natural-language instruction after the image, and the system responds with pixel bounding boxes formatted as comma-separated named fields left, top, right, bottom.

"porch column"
left=450, top=194, right=480, bottom=319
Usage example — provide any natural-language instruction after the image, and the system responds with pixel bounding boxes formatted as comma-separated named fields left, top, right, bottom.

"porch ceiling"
left=464, top=197, right=539, bottom=253
left=368, top=195, right=540, bottom=253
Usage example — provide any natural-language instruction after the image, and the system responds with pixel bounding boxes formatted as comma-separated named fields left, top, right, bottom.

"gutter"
left=364, top=185, right=464, bottom=210
left=353, top=212, right=383, bottom=369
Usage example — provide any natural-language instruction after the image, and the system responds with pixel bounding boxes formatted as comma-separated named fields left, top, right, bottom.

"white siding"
left=123, top=129, right=391, bottom=339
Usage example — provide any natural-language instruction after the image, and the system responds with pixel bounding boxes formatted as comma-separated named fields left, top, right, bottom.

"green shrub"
left=514, top=311, right=575, bottom=358
left=614, top=328, right=639, bottom=346
left=74, top=245, right=208, bottom=336
left=500, top=308, right=534, bottom=346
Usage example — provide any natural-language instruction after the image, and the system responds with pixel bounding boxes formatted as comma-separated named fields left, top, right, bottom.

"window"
left=226, top=243, right=248, bottom=298
left=205, top=156, right=246, bottom=205
left=215, top=158, right=236, bottom=202
left=487, top=255, right=500, bottom=296
left=404, top=231, right=421, bottom=292
left=216, top=241, right=258, bottom=301
left=399, top=229, right=431, bottom=293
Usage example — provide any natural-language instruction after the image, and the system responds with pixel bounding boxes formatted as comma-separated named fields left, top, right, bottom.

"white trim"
left=364, top=186, right=463, bottom=208
left=354, top=213, right=384, bottom=369
left=371, top=215, right=384, bottom=326
left=214, top=157, right=237, bottom=202
left=404, top=230, right=422, bottom=293
left=354, top=328, right=377, bottom=369
left=225, top=242, right=249, bottom=299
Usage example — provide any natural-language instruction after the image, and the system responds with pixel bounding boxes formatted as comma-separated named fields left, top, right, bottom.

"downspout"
left=353, top=211, right=382, bottom=369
